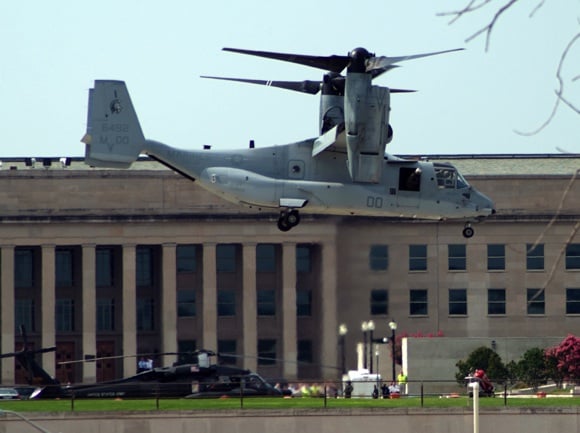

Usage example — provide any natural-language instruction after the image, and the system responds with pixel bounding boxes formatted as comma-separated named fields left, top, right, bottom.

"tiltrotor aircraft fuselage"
left=82, top=47, right=494, bottom=237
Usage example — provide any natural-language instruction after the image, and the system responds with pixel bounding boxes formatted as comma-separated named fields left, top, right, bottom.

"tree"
left=455, top=346, right=508, bottom=385
left=546, top=334, right=580, bottom=384
left=515, top=347, right=549, bottom=392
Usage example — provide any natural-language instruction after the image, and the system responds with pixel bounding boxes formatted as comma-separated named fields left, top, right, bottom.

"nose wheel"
left=462, top=223, right=474, bottom=238
left=277, top=210, right=300, bottom=232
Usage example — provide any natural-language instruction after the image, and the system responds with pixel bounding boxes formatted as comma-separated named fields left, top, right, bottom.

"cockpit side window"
left=399, top=167, right=421, bottom=192
left=435, top=168, right=457, bottom=189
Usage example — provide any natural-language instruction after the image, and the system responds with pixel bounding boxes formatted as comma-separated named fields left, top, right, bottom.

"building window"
left=137, top=298, right=155, bottom=331
left=297, top=340, right=313, bottom=363
left=15, top=299, right=35, bottom=332
left=217, top=290, right=236, bottom=316
left=566, top=288, right=580, bottom=314
left=409, top=244, right=427, bottom=271
left=256, top=244, right=276, bottom=273
left=177, top=340, right=196, bottom=364
left=449, top=289, right=467, bottom=316
left=410, top=289, right=428, bottom=316
left=527, top=243, right=544, bottom=271
left=218, top=339, right=237, bottom=365
left=55, top=298, right=74, bottom=332
left=96, top=298, right=115, bottom=331
left=296, top=289, right=312, bottom=316
left=177, top=245, right=197, bottom=273
left=448, top=244, right=466, bottom=271
left=257, top=289, right=276, bottom=316
left=96, top=247, right=114, bottom=288
left=217, top=244, right=237, bottom=273
left=55, top=248, right=74, bottom=288
left=370, top=289, right=388, bottom=315
left=487, top=244, right=505, bottom=271
left=296, top=245, right=312, bottom=273
left=136, top=246, right=154, bottom=287
left=177, top=290, right=196, bottom=317
left=257, top=339, right=277, bottom=365
left=15, top=248, right=35, bottom=289
left=566, top=244, right=580, bottom=270
left=527, top=288, right=545, bottom=315
left=370, top=245, right=388, bottom=271
left=488, top=289, right=506, bottom=315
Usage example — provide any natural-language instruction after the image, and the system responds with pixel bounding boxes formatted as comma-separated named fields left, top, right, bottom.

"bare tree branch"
left=441, top=1, right=580, bottom=135
left=515, top=32, right=580, bottom=135
left=438, top=0, right=518, bottom=51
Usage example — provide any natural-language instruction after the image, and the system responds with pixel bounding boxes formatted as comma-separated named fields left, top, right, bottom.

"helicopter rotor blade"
left=223, top=47, right=350, bottom=73
left=201, top=76, right=322, bottom=95
left=366, top=48, right=464, bottom=72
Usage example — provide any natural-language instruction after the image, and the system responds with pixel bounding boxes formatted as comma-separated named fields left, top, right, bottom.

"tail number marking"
left=101, top=123, right=129, bottom=133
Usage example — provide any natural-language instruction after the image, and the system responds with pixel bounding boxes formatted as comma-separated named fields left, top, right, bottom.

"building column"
left=281, top=242, right=297, bottom=380
left=1, top=245, right=15, bottom=383
left=320, top=241, right=338, bottom=379
left=122, top=244, right=137, bottom=377
left=201, top=243, right=217, bottom=351
left=81, top=244, right=97, bottom=383
left=242, top=243, right=257, bottom=372
left=41, top=245, right=56, bottom=377
left=161, top=243, right=177, bottom=367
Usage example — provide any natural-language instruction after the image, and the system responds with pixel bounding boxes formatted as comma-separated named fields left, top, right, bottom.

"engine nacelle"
left=344, top=72, right=391, bottom=183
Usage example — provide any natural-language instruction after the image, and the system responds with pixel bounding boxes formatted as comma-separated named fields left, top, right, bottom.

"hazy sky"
left=1, top=0, right=578, bottom=158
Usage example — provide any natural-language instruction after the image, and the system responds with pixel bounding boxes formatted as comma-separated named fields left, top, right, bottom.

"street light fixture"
left=361, top=321, right=369, bottom=369
left=367, top=320, right=375, bottom=373
left=388, top=319, right=398, bottom=382
left=338, top=323, right=348, bottom=375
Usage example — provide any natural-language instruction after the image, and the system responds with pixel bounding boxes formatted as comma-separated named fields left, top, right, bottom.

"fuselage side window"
left=399, top=167, right=421, bottom=192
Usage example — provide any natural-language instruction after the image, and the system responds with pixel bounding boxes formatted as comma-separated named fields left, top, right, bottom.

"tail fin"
left=82, top=80, right=145, bottom=168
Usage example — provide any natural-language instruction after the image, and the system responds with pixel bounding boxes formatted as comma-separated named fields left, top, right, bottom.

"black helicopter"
left=0, top=327, right=283, bottom=399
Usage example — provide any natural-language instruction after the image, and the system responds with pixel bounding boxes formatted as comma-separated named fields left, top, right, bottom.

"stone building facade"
left=0, top=155, right=579, bottom=384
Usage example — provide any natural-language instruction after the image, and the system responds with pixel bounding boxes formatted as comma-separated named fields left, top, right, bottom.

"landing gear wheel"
left=462, top=225, right=474, bottom=238
left=287, top=210, right=300, bottom=226
left=277, top=209, right=300, bottom=232
left=277, top=218, right=292, bottom=232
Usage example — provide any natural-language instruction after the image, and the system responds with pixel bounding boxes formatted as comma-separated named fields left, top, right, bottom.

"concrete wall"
left=402, top=337, right=564, bottom=395
left=1, top=409, right=579, bottom=433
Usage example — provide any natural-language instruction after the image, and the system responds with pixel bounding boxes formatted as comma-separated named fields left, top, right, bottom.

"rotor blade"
left=223, top=47, right=350, bottom=73
left=390, top=88, right=417, bottom=93
left=366, top=48, right=464, bottom=72
left=0, top=351, right=22, bottom=359
left=201, top=75, right=321, bottom=95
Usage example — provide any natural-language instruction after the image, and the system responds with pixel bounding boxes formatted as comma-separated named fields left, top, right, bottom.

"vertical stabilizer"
left=82, top=80, right=145, bottom=168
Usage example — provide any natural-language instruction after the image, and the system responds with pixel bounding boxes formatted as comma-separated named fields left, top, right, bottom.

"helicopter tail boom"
left=82, top=80, right=145, bottom=168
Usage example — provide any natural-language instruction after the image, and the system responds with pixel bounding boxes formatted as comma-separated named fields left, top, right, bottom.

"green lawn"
left=2, top=396, right=580, bottom=413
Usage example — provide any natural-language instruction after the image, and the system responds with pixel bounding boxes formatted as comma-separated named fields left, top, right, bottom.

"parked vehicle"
left=0, top=387, right=21, bottom=400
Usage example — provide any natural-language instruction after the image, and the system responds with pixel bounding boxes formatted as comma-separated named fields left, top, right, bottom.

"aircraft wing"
left=312, top=124, right=347, bottom=156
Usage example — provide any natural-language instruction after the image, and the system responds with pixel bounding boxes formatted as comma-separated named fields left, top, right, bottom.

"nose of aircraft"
left=472, top=189, right=496, bottom=217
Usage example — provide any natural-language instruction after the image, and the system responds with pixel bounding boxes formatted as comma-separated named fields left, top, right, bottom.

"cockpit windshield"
left=435, top=166, right=469, bottom=189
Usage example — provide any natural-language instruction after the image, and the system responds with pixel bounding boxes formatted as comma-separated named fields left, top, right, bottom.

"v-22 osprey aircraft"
left=81, top=47, right=495, bottom=237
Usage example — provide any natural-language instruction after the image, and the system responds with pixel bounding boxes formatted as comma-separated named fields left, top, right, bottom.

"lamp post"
left=338, top=323, right=348, bottom=375
left=361, top=321, right=369, bottom=370
left=388, top=319, right=397, bottom=382
left=367, top=320, right=375, bottom=373
left=375, top=344, right=380, bottom=391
